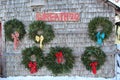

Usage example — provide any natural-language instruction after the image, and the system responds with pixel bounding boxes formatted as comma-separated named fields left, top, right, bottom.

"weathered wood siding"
left=0, top=0, right=115, bottom=77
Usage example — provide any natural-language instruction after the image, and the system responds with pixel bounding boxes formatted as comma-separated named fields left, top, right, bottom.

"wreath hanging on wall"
left=88, top=17, right=113, bottom=45
left=21, top=46, right=44, bottom=74
left=45, top=47, right=75, bottom=75
left=4, top=19, right=26, bottom=41
left=81, top=46, right=106, bottom=74
left=4, top=19, right=26, bottom=50
left=28, top=21, right=55, bottom=49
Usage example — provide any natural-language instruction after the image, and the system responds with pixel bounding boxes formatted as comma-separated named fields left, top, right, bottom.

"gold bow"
left=35, top=35, right=44, bottom=49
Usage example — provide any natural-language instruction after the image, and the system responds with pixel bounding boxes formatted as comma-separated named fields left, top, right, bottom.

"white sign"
left=108, top=0, right=120, bottom=7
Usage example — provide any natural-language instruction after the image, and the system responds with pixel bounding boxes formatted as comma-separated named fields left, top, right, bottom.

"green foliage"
left=21, top=46, right=44, bottom=69
left=28, top=21, right=55, bottom=44
left=4, top=19, right=26, bottom=41
left=88, top=17, right=113, bottom=42
left=81, top=46, right=106, bottom=71
left=45, top=47, right=75, bottom=75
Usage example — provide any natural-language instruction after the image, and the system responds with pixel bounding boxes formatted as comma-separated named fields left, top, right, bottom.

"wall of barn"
left=0, top=0, right=115, bottom=77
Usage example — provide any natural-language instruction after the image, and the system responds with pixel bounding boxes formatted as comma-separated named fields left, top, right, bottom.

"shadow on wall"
left=0, top=55, right=2, bottom=77
left=0, top=55, right=6, bottom=78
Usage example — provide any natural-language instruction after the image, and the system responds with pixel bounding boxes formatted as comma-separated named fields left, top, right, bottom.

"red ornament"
left=28, top=61, right=37, bottom=74
left=11, top=31, right=19, bottom=50
left=90, top=62, right=98, bottom=74
left=55, top=51, right=63, bottom=64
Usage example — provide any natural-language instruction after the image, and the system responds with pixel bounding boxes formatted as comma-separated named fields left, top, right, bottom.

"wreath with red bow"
left=81, top=46, right=106, bottom=74
left=4, top=19, right=26, bottom=50
left=4, top=19, right=26, bottom=41
left=21, top=46, right=44, bottom=74
left=45, top=47, right=75, bottom=75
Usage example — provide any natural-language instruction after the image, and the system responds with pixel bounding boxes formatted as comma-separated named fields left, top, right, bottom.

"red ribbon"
left=55, top=51, right=63, bottom=64
left=28, top=61, right=37, bottom=74
left=90, top=62, right=98, bottom=74
left=11, top=31, right=19, bottom=50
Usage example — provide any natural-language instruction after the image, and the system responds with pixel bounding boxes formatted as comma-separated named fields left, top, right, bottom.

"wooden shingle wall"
left=0, top=0, right=115, bottom=77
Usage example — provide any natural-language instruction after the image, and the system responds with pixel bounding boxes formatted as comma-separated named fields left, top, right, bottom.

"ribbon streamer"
left=96, top=32, right=105, bottom=46
left=55, top=51, right=63, bottom=64
left=90, top=62, right=98, bottom=74
left=28, top=61, right=37, bottom=74
left=35, top=35, right=44, bottom=49
left=11, top=31, right=19, bottom=50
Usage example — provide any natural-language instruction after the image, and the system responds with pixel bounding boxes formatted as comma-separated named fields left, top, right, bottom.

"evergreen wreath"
left=28, top=21, right=55, bottom=44
left=45, top=47, right=75, bottom=75
left=4, top=19, right=26, bottom=41
left=21, top=46, right=44, bottom=73
left=81, top=46, right=106, bottom=74
left=88, top=17, right=113, bottom=42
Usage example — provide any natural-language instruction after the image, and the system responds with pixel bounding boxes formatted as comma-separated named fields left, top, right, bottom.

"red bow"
left=11, top=31, right=19, bottom=50
left=28, top=61, right=37, bottom=74
left=55, top=51, right=63, bottom=64
left=90, top=62, right=98, bottom=74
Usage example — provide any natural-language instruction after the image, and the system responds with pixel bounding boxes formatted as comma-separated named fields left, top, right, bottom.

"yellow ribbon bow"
left=35, top=35, right=44, bottom=49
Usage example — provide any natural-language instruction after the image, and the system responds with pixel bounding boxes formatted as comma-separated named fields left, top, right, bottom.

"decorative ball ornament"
left=45, top=47, right=75, bottom=75
left=28, top=21, right=55, bottom=49
left=88, top=17, right=113, bottom=45
left=81, top=46, right=106, bottom=74
left=21, top=46, right=44, bottom=74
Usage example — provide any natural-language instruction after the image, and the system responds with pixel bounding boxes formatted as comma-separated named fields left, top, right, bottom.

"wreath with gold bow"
left=81, top=46, right=106, bottom=74
left=88, top=17, right=113, bottom=45
left=28, top=21, right=55, bottom=49
left=21, top=46, right=44, bottom=74
left=45, top=47, right=75, bottom=75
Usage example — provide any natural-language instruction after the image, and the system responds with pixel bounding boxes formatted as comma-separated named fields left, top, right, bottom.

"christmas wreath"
left=21, top=46, right=44, bottom=74
left=45, top=47, right=75, bottom=75
left=4, top=19, right=26, bottom=50
left=28, top=21, right=55, bottom=49
left=81, top=46, right=106, bottom=74
left=4, top=19, right=26, bottom=41
left=88, top=17, right=113, bottom=45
